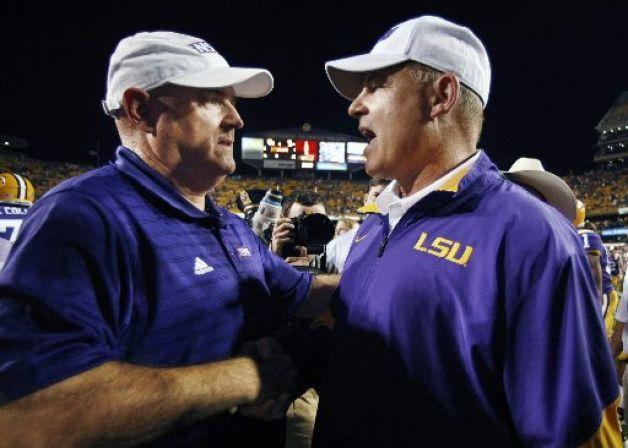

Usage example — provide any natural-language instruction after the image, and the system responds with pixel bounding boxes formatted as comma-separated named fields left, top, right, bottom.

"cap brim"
left=169, top=67, right=273, bottom=98
left=325, top=53, right=408, bottom=100
left=504, top=170, right=576, bottom=221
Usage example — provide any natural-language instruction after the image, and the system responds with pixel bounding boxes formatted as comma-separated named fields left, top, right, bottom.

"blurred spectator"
left=334, top=218, right=358, bottom=238
left=281, top=191, right=326, bottom=220
left=325, top=178, right=389, bottom=274
left=269, top=192, right=331, bottom=448
left=271, top=190, right=328, bottom=262
left=0, top=172, right=35, bottom=270
left=564, top=167, right=628, bottom=211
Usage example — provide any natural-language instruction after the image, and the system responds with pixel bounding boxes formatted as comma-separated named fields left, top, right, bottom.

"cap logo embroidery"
left=188, top=41, right=216, bottom=54
left=378, top=25, right=399, bottom=42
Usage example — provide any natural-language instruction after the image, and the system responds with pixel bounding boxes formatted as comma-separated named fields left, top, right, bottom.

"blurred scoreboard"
left=241, top=137, right=366, bottom=171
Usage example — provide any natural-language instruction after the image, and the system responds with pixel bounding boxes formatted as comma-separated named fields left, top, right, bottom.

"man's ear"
left=121, top=88, right=154, bottom=133
left=428, top=73, right=460, bottom=119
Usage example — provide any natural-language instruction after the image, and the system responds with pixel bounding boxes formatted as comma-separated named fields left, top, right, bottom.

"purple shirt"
left=0, top=147, right=311, bottom=446
left=314, top=152, right=616, bottom=447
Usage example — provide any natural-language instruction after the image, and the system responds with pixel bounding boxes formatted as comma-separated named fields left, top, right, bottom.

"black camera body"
left=292, top=213, right=335, bottom=253
left=279, top=213, right=335, bottom=258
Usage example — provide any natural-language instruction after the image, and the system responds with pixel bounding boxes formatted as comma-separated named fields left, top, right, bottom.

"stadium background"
left=0, top=1, right=627, bottom=249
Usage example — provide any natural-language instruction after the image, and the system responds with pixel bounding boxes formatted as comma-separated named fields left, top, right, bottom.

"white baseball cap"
left=325, top=16, right=491, bottom=107
left=503, top=157, right=577, bottom=221
left=102, top=31, right=274, bottom=116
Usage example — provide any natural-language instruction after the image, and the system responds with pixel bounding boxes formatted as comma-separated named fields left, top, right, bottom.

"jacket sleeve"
left=0, top=191, right=132, bottom=404
left=502, top=222, right=621, bottom=447
left=253, top=227, right=312, bottom=314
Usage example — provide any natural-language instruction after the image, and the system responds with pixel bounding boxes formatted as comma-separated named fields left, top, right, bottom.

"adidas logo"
left=194, top=257, right=214, bottom=275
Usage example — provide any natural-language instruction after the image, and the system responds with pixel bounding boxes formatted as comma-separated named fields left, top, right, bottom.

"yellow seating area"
left=0, top=154, right=94, bottom=200
left=1, top=152, right=627, bottom=223
left=213, top=177, right=369, bottom=216
left=564, top=169, right=628, bottom=212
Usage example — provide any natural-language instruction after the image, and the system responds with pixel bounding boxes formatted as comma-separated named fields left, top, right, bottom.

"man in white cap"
left=0, top=31, right=337, bottom=446
left=314, top=16, right=620, bottom=446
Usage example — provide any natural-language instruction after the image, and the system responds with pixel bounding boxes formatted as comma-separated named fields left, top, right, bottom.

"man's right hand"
left=239, top=337, right=298, bottom=420
left=271, top=218, right=310, bottom=264
left=271, top=218, right=295, bottom=256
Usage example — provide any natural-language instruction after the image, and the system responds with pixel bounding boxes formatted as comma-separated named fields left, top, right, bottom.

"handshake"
left=238, top=337, right=299, bottom=421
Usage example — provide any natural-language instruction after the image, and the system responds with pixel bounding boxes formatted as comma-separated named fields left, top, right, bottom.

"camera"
left=275, top=213, right=336, bottom=258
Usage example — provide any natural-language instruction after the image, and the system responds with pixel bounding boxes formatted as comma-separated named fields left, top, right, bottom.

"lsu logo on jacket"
left=413, top=232, right=474, bottom=267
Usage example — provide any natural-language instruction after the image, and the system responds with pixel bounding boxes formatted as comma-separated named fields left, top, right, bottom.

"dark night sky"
left=1, top=0, right=627, bottom=175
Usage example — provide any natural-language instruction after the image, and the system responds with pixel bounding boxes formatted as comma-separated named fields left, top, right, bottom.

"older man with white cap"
left=0, top=31, right=338, bottom=447
left=313, top=16, right=620, bottom=446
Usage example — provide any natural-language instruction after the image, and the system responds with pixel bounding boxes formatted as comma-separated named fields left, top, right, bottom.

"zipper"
left=377, top=211, right=422, bottom=257
left=377, top=233, right=389, bottom=257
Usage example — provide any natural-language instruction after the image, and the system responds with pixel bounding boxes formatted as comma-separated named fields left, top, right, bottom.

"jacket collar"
left=376, top=151, right=481, bottom=217
left=377, top=151, right=502, bottom=227
left=113, top=146, right=226, bottom=226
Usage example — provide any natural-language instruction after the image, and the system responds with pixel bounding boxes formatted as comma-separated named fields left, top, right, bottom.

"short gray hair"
left=403, top=62, right=484, bottom=145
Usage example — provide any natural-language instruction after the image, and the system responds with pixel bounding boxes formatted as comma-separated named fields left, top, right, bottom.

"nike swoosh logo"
left=354, top=234, right=368, bottom=244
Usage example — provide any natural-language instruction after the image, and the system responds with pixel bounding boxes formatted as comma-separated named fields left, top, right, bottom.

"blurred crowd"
left=2, top=152, right=628, bottom=227
left=213, top=176, right=369, bottom=216
left=564, top=167, right=628, bottom=212
left=0, top=154, right=95, bottom=197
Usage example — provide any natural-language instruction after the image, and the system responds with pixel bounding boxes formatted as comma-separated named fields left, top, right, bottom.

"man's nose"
left=224, top=102, right=244, bottom=130
left=348, top=89, right=368, bottom=118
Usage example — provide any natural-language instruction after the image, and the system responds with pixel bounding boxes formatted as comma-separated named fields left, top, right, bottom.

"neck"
left=132, top=142, right=222, bottom=211
left=399, top=132, right=476, bottom=196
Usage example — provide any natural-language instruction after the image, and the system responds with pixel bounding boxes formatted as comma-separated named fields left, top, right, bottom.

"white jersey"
left=0, top=202, right=30, bottom=269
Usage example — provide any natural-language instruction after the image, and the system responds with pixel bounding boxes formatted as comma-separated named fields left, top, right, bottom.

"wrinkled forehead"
left=151, top=83, right=236, bottom=100
left=362, top=63, right=409, bottom=85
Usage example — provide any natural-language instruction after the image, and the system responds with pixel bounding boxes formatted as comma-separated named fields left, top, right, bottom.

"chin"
left=365, top=161, right=384, bottom=178
left=223, top=160, right=236, bottom=175
left=208, top=153, right=235, bottom=172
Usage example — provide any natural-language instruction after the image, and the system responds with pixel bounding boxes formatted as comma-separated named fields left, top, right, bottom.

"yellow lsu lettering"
left=413, top=232, right=473, bottom=267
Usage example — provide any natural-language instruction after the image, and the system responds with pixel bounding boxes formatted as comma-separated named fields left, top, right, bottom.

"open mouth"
left=359, top=127, right=376, bottom=143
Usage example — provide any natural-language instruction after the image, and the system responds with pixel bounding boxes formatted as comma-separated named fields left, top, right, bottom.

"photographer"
left=271, top=190, right=333, bottom=270
left=269, top=191, right=334, bottom=448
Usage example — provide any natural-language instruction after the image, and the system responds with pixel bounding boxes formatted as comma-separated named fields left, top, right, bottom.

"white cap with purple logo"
left=103, top=31, right=273, bottom=116
left=325, top=16, right=491, bottom=107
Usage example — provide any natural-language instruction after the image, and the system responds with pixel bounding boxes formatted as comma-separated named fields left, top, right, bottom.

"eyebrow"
left=364, top=72, right=386, bottom=84
left=202, top=88, right=237, bottom=103
left=363, top=67, right=396, bottom=85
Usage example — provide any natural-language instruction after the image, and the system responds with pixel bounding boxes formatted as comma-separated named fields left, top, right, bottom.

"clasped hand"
left=239, top=337, right=298, bottom=421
